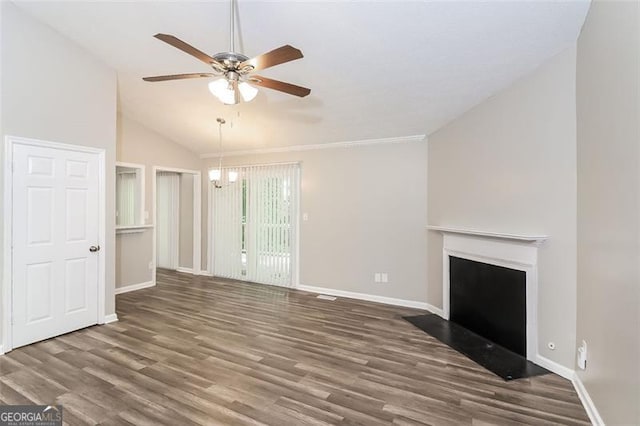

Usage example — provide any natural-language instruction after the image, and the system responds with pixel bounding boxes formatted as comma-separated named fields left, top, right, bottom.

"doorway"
left=3, top=136, right=106, bottom=351
left=152, top=167, right=201, bottom=280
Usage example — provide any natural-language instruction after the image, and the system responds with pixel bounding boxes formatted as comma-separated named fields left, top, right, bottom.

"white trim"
left=3, top=138, right=13, bottom=353
left=206, top=179, right=213, bottom=276
left=441, top=233, right=539, bottom=362
left=0, top=345, right=4, bottom=356
left=535, top=354, right=574, bottom=380
left=2, top=135, right=108, bottom=353
left=116, top=224, right=154, bottom=234
left=200, top=134, right=427, bottom=158
left=152, top=166, right=202, bottom=286
left=154, top=166, right=202, bottom=175
left=199, top=270, right=213, bottom=276
left=192, top=170, right=202, bottom=275
left=428, top=225, right=548, bottom=243
left=97, top=147, right=106, bottom=326
left=293, top=166, right=301, bottom=288
left=104, top=313, right=119, bottom=324
left=572, top=372, right=605, bottom=426
left=297, top=284, right=440, bottom=313
left=176, top=267, right=194, bottom=274
left=114, top=281, right=155, bottom=295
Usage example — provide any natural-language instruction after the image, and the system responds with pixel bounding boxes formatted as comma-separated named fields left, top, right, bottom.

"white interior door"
left=156, top=172, right=180, bottom=269
left=12, top=143, right=100, bottom=349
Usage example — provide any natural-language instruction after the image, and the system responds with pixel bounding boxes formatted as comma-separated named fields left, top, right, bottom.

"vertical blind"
left=212, top=163, right=299, bottom=287
left=157, top=172, right=180, bottom=269
left=116, top=171, right=136, bottom=226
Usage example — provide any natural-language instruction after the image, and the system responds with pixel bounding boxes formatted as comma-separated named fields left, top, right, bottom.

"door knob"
left=89, top=245, right=100, bottom=252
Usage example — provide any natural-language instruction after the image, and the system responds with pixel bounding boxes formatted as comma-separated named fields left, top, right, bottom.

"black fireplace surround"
left=449, top=256, right=527, bottom=356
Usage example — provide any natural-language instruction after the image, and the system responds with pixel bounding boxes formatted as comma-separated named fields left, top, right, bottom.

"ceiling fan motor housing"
left=212, top=52, right=252, bottom=73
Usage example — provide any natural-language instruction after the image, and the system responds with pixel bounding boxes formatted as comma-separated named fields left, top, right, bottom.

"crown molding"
left=199, top=134, right=427, bottom=159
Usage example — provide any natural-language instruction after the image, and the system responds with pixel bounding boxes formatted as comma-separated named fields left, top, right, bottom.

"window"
left=116, top=162, right=145, bottom=227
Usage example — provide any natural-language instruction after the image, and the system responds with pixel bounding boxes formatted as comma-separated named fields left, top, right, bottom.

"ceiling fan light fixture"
left=208, top=78, right=238, bottom=105
left=238, top=82, right=258, bottom=102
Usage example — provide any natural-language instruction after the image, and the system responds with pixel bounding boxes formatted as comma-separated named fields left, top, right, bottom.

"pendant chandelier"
left=208, top=117, right=238, bottom=187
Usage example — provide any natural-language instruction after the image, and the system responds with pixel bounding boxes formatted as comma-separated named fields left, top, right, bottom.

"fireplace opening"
left=450, top=256, right=526, bottom=356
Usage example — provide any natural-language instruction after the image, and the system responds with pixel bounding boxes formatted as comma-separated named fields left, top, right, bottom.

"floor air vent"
left=316, top=295, right=337, bottom=301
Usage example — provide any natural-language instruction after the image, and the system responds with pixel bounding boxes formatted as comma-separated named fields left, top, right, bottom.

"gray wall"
left=576, top=0, right=640, bottom=423
left=1, top=3, right=118, bottom=326
left=202, top=141, right=429, bottom=303
left=427, top=47, right=578, bottom=369
left=116, top=114, right=201, bottom=288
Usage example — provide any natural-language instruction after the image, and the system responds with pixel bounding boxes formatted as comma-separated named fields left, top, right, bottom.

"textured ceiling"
left=16, top=1, right=590, bottom=155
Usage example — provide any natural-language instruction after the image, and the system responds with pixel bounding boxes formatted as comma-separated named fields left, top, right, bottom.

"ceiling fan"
left=142, top=0, right=311, bottom=105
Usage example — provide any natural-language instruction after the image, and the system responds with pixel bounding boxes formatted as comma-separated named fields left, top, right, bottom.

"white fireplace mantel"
left=427, top=225, right=548, bottom=244
left=431, top=226, right=543, bottom=363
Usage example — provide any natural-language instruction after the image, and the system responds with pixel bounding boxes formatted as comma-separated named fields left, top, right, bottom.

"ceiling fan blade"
left=250, top=75, right=311, bottom=97
left=154, top=33, right=223, bottom=68
left=143, top=73, right=216, bottom=82
left=240, top=45, right=303, bottom=72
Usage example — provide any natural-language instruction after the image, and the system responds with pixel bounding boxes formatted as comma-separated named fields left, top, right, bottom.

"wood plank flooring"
left=0, top=269, right=590, bottom=425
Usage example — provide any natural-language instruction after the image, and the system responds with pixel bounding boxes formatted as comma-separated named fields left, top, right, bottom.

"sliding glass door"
left=211, top=163, right=299, bottom=287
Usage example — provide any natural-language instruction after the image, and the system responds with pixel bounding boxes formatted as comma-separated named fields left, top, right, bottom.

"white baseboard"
left=198, top=270, right=213, bottom=276
left=296, top=284, right=443, bottom=315
left=115, top=281, right=155, bottom=295
left=535, top=354, right=574, bottom=380
left=0, top=345, right=4, bottom=356
left=176, top=267, right=194, bottom=274
left=104, top=313, right=119, bottom=324
left=422, top=303, right=444, bottom=317
left=572, top=372, right=604, bottom=426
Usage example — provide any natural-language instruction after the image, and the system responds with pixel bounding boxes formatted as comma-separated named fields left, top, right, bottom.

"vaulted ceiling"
left=16, top=1, right=590, bottom=155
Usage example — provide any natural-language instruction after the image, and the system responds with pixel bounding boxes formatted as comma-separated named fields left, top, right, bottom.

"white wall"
left=1, top=3, right=118, bottom=332
left=576, top=0, right=640, bottom=423
left=116, top=114, right=201, bottom=288
left=202, top=140, right=429, bottom=303
left=427, top=47, right=578, bottom=369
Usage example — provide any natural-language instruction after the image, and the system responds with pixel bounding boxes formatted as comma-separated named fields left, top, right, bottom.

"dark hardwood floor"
left=0, top=269, right=589, bottom=425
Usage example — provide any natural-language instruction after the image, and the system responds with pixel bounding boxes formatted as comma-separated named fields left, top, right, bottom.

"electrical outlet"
left=374, top=273, right=381, bottom=282
left=381, top=273, right=388, bottom=283
left=148, top=261, right=154, bottom=270
left=577, top=340, right=587, bottom=370
left=302, top=213, right=309, bottom=221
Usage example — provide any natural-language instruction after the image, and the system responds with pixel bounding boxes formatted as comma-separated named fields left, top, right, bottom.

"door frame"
left=2, top=135, right=107, bottom=354
left=152, top=166, right=201, bottom=284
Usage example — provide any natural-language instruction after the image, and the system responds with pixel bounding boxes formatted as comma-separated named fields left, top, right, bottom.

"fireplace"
left=450, top=256, right=526, bottom=356
left=430, top=226, right=547, bottom=362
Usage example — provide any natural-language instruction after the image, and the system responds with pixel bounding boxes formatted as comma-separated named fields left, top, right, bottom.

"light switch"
left=374, top=273, right=381, bottom=282
left=381, top=273, right=388, bottom=283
